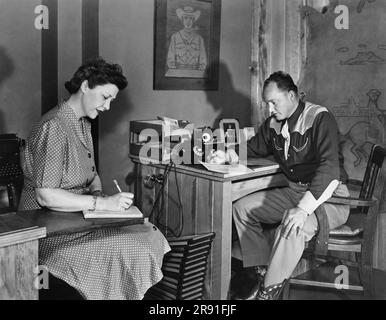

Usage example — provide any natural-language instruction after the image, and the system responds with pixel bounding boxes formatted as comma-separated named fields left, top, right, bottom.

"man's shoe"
left=234, top=282, right=261, bottom=300
left=233, top=266, right=267, bottom=300
left=256, top=279, right=287, bottom=300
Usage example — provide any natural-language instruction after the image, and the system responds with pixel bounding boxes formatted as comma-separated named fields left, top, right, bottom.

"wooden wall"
left=251, top=0, right=306, bottom=128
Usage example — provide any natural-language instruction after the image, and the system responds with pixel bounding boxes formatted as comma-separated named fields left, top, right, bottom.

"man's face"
left=263, top=82, right=296, bottom=121
left=182, top=15, right=194, bottom=29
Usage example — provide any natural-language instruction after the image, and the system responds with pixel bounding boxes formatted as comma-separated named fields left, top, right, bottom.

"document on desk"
left=247, top=158, right=280, bottom=172
left=83, top=205, right=143, bottom=219
left=199, top=161, right=253, bottom=174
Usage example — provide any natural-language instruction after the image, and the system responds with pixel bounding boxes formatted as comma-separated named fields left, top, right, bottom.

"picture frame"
left=153, top=0, right=221, bottom=90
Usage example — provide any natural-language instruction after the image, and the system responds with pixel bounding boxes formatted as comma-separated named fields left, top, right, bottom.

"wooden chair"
left=0, top=134, right=24, bottom=214
left=144, top=232, right=215, bottom=300
left=284, top=144, right=386, bottom=299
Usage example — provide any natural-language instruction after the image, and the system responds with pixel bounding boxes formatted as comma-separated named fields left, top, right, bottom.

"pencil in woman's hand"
left=113, top=179, right=122, bottom=193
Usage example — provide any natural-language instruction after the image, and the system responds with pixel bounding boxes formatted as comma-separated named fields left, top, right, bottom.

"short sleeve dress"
left=19, top=102, right=170, bottom=300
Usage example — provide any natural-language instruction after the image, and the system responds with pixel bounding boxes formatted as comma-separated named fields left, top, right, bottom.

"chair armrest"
left=325, top=196, right=376, bottom=207
left=314, top=206, right=329, bottom=255
left=347, top=179, right=362, bottom=187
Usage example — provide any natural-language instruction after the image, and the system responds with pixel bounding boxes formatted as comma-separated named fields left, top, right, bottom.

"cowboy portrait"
left=165, top=2, right=209, bottom=78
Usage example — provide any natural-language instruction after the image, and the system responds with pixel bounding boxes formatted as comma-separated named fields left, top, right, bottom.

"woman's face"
left=81, top=82, right=119, bottom=119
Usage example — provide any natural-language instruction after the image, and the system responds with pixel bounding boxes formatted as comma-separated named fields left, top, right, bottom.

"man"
left=215, top=71, right=350, bottom=299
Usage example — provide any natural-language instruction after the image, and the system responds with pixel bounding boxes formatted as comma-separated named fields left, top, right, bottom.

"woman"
left=19, top=58, right=170, bottom=300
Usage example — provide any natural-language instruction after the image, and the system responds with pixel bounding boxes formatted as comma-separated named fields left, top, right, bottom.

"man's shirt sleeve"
left=297, top=111, right=341, bottom=215
left=247, top=120, right=273, bottom=158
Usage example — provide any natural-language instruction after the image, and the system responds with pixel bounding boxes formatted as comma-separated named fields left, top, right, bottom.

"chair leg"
left=360, top=264, right=374, bottom=299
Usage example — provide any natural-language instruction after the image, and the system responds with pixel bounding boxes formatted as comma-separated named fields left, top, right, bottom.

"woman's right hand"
left=98, top=192, right=134, bottom=211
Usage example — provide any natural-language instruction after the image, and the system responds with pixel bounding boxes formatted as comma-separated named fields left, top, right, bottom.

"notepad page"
left=83, top=205, right=143, bottom=219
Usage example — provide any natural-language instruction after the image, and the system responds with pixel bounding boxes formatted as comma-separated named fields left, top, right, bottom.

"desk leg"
left=211, top=180, right=232, bottom=300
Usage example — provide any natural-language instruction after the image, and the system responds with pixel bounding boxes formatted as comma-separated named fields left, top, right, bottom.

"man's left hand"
left=282, top=207, right=309, bottom=239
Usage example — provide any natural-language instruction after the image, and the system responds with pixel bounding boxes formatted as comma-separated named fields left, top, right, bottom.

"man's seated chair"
left=283, top=144, right=386, bottom=299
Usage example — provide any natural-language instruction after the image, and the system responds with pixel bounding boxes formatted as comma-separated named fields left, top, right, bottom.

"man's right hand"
left=207, top=149, right=239, bottom=165
left=207, top=150, right=227, bottom=164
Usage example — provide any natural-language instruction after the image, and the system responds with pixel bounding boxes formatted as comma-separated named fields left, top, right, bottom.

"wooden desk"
left=131, top=156, right=287, bottom=300
left=13, top=209, right=144, bottom=238
left=0, top=209, right=143, bottom=300
left=0, top=213, right=46, bottom=300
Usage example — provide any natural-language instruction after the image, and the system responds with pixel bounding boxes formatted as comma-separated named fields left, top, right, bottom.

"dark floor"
left=39, top=274, right=84, bottom=300
left=40, top=261, right=384, bottom=300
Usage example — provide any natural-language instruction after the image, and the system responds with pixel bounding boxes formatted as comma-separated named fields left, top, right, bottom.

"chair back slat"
left=359, top=144, right=386, bottom=213
left=367, top=166, right=379, bottom=199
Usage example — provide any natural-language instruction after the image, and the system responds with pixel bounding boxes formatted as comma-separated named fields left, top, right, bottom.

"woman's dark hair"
left=65, top=57, right=128, bottom=94
left=263, top=71, right=298, bottom=96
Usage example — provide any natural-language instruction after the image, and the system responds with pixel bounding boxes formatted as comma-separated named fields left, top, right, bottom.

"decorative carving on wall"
left=340, top=51, right=385, bottom=65
left=357, top=0, right=376, bottom=14
left=299, top=0, right=386, bottom=181
left=336, top=47, right=349, bottom=53
left=337, top=89, right=384, bottom=166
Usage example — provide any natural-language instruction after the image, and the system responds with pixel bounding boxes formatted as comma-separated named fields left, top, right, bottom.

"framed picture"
left=154, top=0, right=221, bottom=90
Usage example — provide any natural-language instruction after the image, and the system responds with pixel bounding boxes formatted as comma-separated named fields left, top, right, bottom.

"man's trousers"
left=232, top=180, right=350, bottom=287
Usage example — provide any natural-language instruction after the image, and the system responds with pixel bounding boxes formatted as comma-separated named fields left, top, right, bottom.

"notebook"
left=83, top=205, right=143, bottom=219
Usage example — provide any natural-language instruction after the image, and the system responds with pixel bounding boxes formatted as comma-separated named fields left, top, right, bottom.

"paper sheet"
left=199, top=161, right=253, bottom=174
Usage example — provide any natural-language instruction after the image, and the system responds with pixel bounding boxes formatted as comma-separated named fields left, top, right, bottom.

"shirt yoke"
left=293, top=102, right=329, bottom=135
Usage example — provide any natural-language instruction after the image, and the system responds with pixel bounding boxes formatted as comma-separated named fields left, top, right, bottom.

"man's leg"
left=232, top=187, right=296, bottom=268
left=263, top=200, right=350, bottom=289
left=263, top=212, right=318, bottom=288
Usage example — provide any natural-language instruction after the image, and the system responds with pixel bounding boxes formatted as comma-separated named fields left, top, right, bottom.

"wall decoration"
left=153, top=0, right=221, bottom=90
left=299, top=0, right=386, bottom=179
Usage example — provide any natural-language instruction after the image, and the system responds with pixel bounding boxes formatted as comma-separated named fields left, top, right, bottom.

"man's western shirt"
left=247, top=100, right=348, bottom=214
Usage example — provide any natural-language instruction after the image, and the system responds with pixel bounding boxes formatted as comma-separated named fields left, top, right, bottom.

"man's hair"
left=65, top=57, right=128, bottom=94
left=263, top=71, right=298, bottom=96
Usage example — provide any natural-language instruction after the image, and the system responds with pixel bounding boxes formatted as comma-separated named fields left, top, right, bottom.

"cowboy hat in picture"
left=176, top=6, right=201, bottom=21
